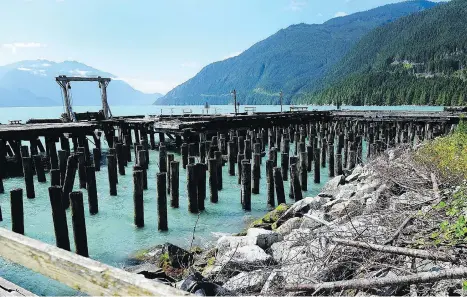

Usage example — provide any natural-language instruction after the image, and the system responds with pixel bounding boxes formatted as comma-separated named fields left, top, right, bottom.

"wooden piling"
left=228, top=141, right=235, bottom=176
left=314, top=147, right=320, bottom=183
left=77, top=152, right=87, bottom=189
left=48, top=186, right=70, bottom=250
left=291, top=163, right=303, bottom=201
left=266, top=160, right=275, bottom=208
left=159, top=144, right=167, bottom=173
left=328, top=142, right=335, bottom=177
left=208, top=158, right=218, bottom=203
left=215, top=151, right=223, bottom=191
left=116, top=143, right=125, bottom=175
left=336, top=153, right=343, bottom=175
left=241, top=161, right=251, bottom=211
left=107, top=155, right=117, bottom=196
left=85, top=166, right=98, bottom=215
left=62, top=155, right=78, bottom=209
left=133, top=170, right=144, bottom=227
left=33, top=155, right=46, bottom=183
left=10, top=189, right=24, bottom=235
left=22, top=157, right=35, bottom=199
left=299, top=151, right=307, bottom=191
left=46, top=138, right=59, bottom=170
left=321, top=141, right=327, bottom=168
left=281, top=152, right=289, bottom=181
left=69, top=191, right=89, bottom=257
left=237, top=154, right=244, bottom=184
left=170, top=161, right=180, bottom=208
left=157, top=173, right=168, bottom=231
left=252, top=153, right=261, bottom=194
left=181, top=143, right=188, bottom=169
left=273, top=168, right=286, bottom=205
left=166, top=154, right=174, bottom=194
left=244, top=139, right=252, bottom=160
left=306, top=145, right=313, bottom=172
left=137, top=150, right=148, bottom=190
left=92, top=148, right=101, bottom=171
left=196, top=163, right=206, bottom=210
left=289, top=156, right=298, bottom=199
left=187, top=164, right=198, bottom=213
left=51, top=169, right=60, bottom=186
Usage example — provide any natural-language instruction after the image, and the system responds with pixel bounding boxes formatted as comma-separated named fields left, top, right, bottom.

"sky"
left=0, top=0, right=446, bottom=94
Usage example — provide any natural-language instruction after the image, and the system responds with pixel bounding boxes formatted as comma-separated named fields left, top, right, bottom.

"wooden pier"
left=0, top=107, right=464, bottom=295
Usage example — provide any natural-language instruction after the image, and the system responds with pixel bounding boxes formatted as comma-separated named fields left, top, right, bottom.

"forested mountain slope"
left=157, top=1, right=436, bottom=105
left=300, top=0, right=467, bottom=106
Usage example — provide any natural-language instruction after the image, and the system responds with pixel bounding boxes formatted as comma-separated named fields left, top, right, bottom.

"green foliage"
left=156, top=2, right=436, bottom=105
left=416, top=123, right=467, bottom=183
left=301, top=0, right=467, bottom=106
left=431, top=186, right=467, bottom=245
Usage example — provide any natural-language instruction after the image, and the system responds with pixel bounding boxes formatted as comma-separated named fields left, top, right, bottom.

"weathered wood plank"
left=0, top=228, right=190, bottom=296
left=0, top=277, right=36, bottom=296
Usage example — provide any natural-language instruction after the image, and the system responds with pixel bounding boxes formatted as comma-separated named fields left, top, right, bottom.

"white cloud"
left=288, top=0, right=307, bottom=11
left=180, top=61, right=199, bottom=68
left=222, top=51, right=242, bottom=60
left=115, top=77, right=179, bottom=94
left=334, top=11, right=348, bottom=17
left=17, top=67, right=47, bottom=76
left=2, top=42, right=45, bottom=54
left=69, top=69, right=91, bottom=77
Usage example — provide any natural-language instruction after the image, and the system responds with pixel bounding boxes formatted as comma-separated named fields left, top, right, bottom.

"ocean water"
left=0, top=105, right=443, bottom=295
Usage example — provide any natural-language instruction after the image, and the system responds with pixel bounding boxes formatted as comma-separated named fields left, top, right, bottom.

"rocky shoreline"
left=124, top=146, right=465, bottom=296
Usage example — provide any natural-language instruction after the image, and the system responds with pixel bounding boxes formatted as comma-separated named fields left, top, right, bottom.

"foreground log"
left=285, top=267, right=467, bottom=293
left=331, top=238, right=457, bottom=263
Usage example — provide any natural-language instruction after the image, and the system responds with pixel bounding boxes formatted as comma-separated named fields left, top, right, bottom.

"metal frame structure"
left=56, top=75, right=112, bottom=122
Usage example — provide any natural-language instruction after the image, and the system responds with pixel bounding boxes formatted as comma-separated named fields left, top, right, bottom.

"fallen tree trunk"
left=285, top=266, right=467, bottom=292
left=331, top=238, right=457, bottom=263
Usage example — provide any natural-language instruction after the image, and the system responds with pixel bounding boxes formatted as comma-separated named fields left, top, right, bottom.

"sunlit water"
left=0, top=105, right=442, bottom=295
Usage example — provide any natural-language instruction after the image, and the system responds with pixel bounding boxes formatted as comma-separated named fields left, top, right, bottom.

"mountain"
left=300, top=0, right=467, bottom=106
left=156, top=0, right=437, bottom=105
left=0, top=60, right=162, bottom=107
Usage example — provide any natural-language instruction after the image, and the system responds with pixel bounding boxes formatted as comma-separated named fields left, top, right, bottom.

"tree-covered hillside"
left=300, top=0, right=467, bottom=106
left=157, top=1, right=436, bottom=105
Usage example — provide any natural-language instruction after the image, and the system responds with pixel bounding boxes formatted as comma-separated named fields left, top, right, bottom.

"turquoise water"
left=0, top=105, right=442, bottom=296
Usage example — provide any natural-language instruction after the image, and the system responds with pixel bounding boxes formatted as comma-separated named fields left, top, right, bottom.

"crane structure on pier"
left=56, top=75, right=112, bottom=122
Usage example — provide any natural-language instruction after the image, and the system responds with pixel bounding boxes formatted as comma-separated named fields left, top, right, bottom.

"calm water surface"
left=0, top=105, right=443, bottom=295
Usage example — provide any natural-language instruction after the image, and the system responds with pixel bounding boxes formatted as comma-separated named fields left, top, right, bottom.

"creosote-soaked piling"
left=22, top=157, right=35, bottom=199
left=187, top=164, right=198, bottom=213
left=107, top=155, right=118, bottom=196
left=62, top=155, right=78, bottom=209
left=69, top=191, right=89, bottom=257
left=48, top=186, right=70, bottom=250
left=157, top=173, right=168, bottom=231
left=10, top=188, right=24, bottom=234
left=170, top=161, right=180, bottom=208
left=85, top=166, right=98, bottom=215
left=51, top=169, right=60, bottom=186
left=209, top=158, right=218, bottom=203
left=196, top=163, right=206, bottom=211
left=273, top=168, right=286, bottom=205
left=266, top=160, right=275, bottom=208
left=241, top=161, right=251, bottom=211
left=33, top=155, right=46, bottom=183
left=133, top=170, right=144, bottom=227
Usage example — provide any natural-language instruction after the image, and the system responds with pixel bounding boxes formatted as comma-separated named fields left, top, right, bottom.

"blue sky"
left=0, top=0, right=444, bottom=94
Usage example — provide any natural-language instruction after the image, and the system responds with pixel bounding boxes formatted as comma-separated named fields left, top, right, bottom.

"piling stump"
left=48, top=186, right=70, bottom=250
left=157, top=173, right=168, bottom=231
left=69, top=191, right=89, bottom=257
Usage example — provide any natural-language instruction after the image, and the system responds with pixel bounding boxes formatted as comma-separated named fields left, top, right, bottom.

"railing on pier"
left=290, top=106, right=308, bottom=112
left=244, top=106, right=256, bottom=114
left=0, top=228, right=189, bottom=296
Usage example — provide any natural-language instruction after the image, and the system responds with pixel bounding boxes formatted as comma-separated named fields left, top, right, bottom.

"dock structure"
left=0, top=106, right=464, bottom=295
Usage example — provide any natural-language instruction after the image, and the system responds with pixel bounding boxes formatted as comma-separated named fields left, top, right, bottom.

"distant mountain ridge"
left=300, top=0, right=467, bottom=106
left=156, top=0, right=437, bottom=105
left=0, top=60, right=163, bottom=107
